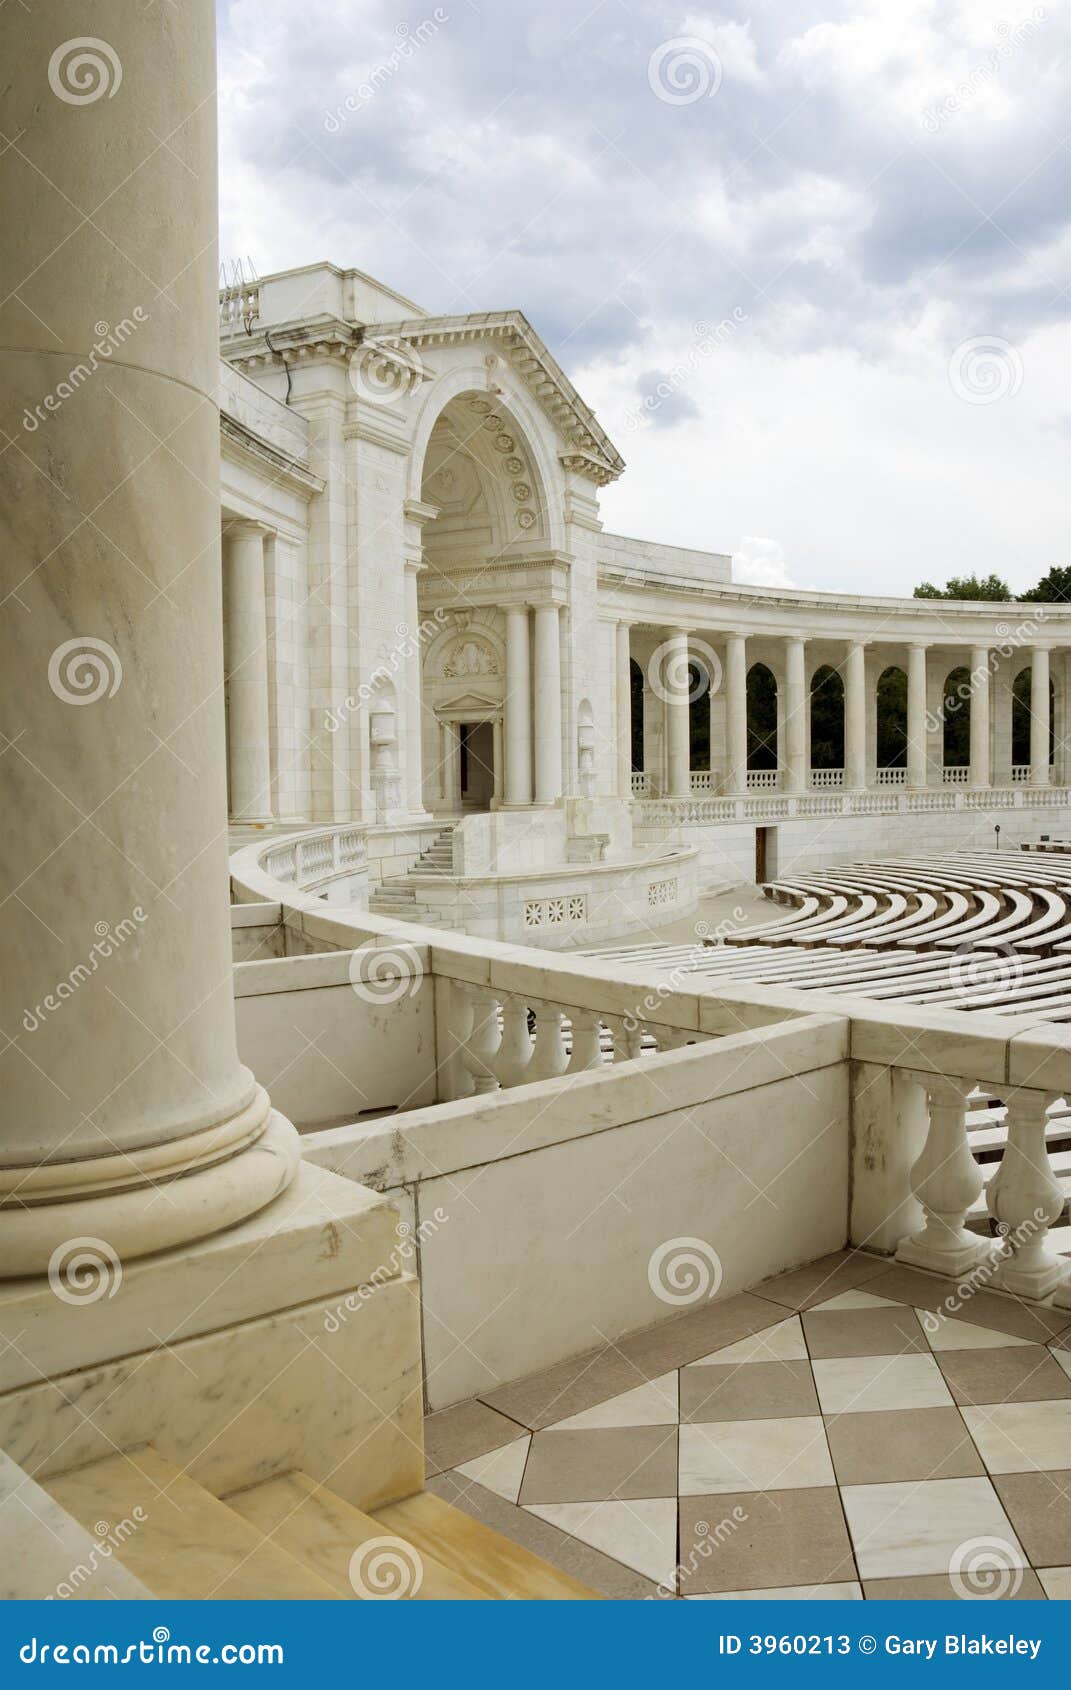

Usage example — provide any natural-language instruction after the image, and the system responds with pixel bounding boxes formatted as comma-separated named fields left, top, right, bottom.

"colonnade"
left=621, top=626, right=1058, bottom=798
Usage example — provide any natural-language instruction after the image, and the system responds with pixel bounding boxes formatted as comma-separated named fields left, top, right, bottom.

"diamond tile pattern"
left=433, top=1256, right=1071, bottom=1598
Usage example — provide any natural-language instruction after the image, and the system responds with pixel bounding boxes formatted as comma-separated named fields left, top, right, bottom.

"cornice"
left=219, top=414, right=325, bottom=498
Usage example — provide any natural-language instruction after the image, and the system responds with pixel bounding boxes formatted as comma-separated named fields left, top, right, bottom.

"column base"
left=1051, top=1268, right=1071, bottom=1309
left=895, top=1232, right=995, bottom=1278
left=2, top=1098, right=300, bottom=1279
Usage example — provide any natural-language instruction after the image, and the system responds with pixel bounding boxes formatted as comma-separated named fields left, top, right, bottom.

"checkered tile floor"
left=424, top=1251, right=1071, bottom=1599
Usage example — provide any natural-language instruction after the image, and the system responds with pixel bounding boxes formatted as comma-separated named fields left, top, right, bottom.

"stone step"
left=44, top=1449, right=342, bottom=1600
left=226, top=1471, right=488, bottom=1600
left=373, top=1489, right=599, bottom=1600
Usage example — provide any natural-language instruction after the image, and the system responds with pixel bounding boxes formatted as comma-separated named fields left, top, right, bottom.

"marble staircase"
left=42, top=1447, right=596, bottom=1601
left=368, top=826, right=457, bottom=923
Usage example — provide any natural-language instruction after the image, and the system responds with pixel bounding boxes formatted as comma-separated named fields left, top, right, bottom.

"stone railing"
left=1012, top=765, right=1030, bottom=782
left=942, top=765, right=970, bottom=785
left=636, top=784, right=1071, bottom=827
left=875, top=767, right=906, bottom=787
left=746, top=769, right=780, bottom=791
left=630, top=770, right=651, bottom=795
left=811, top=768, right=843, bottom=789
left=235, top=824, right=368, bottom=902
left=689, top=771, right=714, bottom=791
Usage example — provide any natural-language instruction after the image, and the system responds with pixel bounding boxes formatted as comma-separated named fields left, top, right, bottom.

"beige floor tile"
left=962, top=1401, right=1071, bottom=1473
left=824, top=1407, right=985, bottom=1485
left=863, top=1570, right=1045, bottom=1600
left=479, top=1348, right=644, bottom=1432
left=866, top=1268, right=1070, bottom=1344
left=616, top=1294, right=791, bottom=1375
left=754, top=1252, right=888, bottom=1312
left=937, top=1346, right=1071, bottom=1407
left=992, top=1469, right=1071, bottom=1567
left=519, top=1424, right=678, bottom=1504
left=680, top=1359, right=819, bottom=1423
left=424, top=1397, right=527, bottom=1477
left=840, top=1476, right=1027, bottom=1581
left=679, top=1488, right=855, bottom=1594
left=689, top=1582, right=862, bottom=1599
left=802, top=1305, right=927, bottom=1359
left=812, top=1352, right=953, bottom=1415
left=679, top=1416, right=835, bottom=1495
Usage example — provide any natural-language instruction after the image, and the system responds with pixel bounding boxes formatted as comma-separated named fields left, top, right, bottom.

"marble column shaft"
left=532, top=605, right=562, bottom=804
left=223, top=521, right=273, bottom=821
left=503, top=605, right=532, bottom=806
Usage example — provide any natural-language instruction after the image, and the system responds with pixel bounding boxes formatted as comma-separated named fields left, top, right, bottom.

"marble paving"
left=425, top=1250, right=1071, bottom=1599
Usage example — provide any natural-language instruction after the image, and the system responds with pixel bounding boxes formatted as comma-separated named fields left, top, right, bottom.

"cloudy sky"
left=218, top=0, right=1070, bottom=596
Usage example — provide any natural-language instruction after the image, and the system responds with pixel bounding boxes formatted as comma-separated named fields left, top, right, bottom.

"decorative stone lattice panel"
left=524, top=895, right=587, bottom=928
left=648, top=879, right=677, bottom=907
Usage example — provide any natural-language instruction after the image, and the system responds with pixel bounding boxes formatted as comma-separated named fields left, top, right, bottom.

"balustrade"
left=631, top=771, right=651, bottom=796
left=942, top=766, right=970, bottom=785
left=875, top=767, right=906, bottom=787
left=895, top=1075, right=995, bottom=1276
left=811, top=768, right=844, bottom=789
left=746, top=770, right=780, bottom=791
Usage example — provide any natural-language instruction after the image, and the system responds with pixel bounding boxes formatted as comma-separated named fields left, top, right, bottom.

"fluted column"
left=969, top=645, right=990, bottom=788
left=664, top=630, right=691, bottom=799
left=844, top=642, right=867, bottom=790
left=532, top=604, right=562, bottom=804
left=725, top=633, right=748, bottom=793
left=1030, top=646, right=1051, bottom=785
left=0, top=0, right=298, bottom=1276
left=907, top=643, right=928, bottom=788
left=223, top=521, right=273, bottom=821
left=784, top=637, right=806, bottom=793
left=503, top=605, right=532, bottom=806
left=403, top=562, right=427, bottom=815
left=616, top=621, right=632, bottom=797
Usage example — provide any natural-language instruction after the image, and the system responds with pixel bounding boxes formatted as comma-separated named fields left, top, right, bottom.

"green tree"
left=913, top=572, right=1011, bottom=601
left=1022, top=565, right=1071, bottom=602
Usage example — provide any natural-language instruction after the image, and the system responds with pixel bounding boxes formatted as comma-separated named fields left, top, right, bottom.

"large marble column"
left=844, top=642, right=867, bottom=790
left=616, top=622, right=632, bottom=797
left=1030, top=646, right=1051, bottom=786
left=969, top=645, right=990, bottom=788
left=784, top=637, right=806, bottom=794
left=223, top=521, right=273, bottom=821
left=0, top=0, right=299, bottom=1275
left=532, top=604, right=562, bottom=804
left=725, top=633, right=748, bottom=793
left=907, top=642, right=929, bottom=789
left=503, top=605, right=533, bottom=806
left=403, top=561, right=428, bottom=815
left=664, top=631, right=691, bottom=799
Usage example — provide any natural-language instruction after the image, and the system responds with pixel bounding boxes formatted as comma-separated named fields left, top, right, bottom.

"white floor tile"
left=679, top=1416, right=835, bottom=1495
left=918, top=1308, right=1034, bottom=1352
left=961, top=1400, right=1071, bottom=1473
left=455, top=1434, right=531, bottom=1504
left=1038, top=1566, right=1071, bottom=1599
left=809, top=1292, right=900, bottom=1312
left=546, top=1372, right=678, bottom=1431
left=840, top=1476, right=1027, bottom=1580
left=812, top=1352, right=953, bottom=1414
left=691, top=1318, right=806, bottom=1366
left=524, top=1497, right=677, bottom=1586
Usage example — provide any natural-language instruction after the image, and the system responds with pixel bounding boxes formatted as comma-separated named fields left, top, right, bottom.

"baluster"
left=656, top=1026, right=693, bottom=1051
left=895, top=1076, right=994, bottom=1276
left=987, top=1089, right=1065, bottom=1298
left=565, top=1007, right=604, bottom=1073
left=606, top=1014, right=644, bottom=1064
left=527, top=1003, right=568, bottom=1081
left=494, top=995, right=533, bottom=1089
left=459, top=985, right=501, bottom=1094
